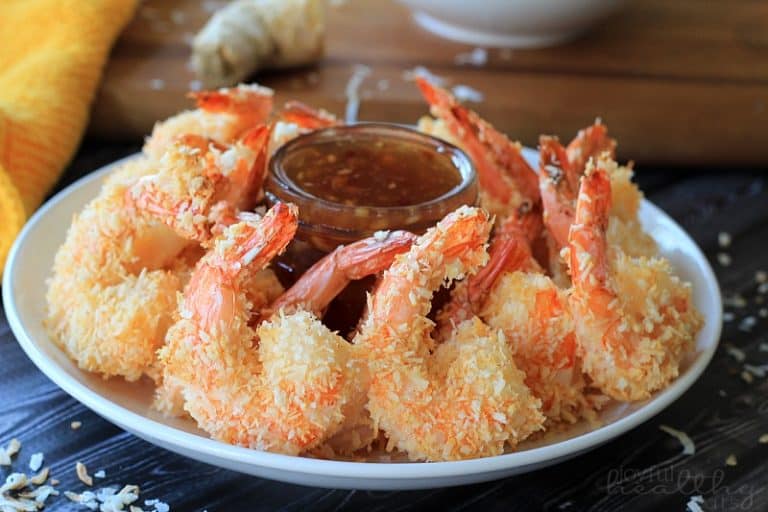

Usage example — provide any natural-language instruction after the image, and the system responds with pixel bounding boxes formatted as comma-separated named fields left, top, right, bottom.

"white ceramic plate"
left=3, top=150, right=722, bottom=490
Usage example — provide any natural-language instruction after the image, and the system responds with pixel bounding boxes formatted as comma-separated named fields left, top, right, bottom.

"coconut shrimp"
left=265, top=230, right=417, bottom=456
left=144, top=83, right=274, bottom=159
left=357, top=206, right=544, bottom=461
left=46, top=158, right=192, bottom=381
left=441, top=209, right=602, bottom=424
left=130, top=126, right=272, bottom=241
left=47, top=128, right=270, bottom=382
left=539, top=135, right=657, bottom=288
left=158, top=205, right=414, bottom=454
left=568, top=165, right=703, bottom=401
left=416, top=78, right=539, bottom=218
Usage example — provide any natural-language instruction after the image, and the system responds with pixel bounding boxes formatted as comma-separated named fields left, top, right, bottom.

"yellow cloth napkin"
left=0, top=0, right=138, bottom=272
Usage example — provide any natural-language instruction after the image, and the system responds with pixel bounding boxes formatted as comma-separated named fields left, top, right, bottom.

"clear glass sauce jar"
left=264, top=123, right=477, bottom=333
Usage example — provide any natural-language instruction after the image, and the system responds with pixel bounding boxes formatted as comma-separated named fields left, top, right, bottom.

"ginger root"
left=191, top=0, right=325, bottom=88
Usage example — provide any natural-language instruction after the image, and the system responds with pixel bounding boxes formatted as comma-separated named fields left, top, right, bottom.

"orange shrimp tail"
left=569, top=165, right=612, bottom=290
left=173, top=134, right=227, bottom=154
left=416, top=77, right=539, bottom=206
left=566, top=120, right=617, bottom=176
left=336, top=231, right=417, bottom=280
left=539, top=136, right=577, bottom=249
left=467, top=208, right=542, bottom=306
left=190, top=84, right=273, bottom=118
left=280, top=101, right=338, bottom=130
left=226, top=203, right=298, bottom=268
left=267, top=230, right=416, bottom=317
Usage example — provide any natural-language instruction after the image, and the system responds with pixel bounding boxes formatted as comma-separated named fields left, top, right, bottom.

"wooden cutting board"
left=90, top=0, right=768, bottom=167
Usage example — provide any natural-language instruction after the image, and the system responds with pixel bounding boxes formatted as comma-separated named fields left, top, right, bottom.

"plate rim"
left=2, top=152, right=723, bottom=482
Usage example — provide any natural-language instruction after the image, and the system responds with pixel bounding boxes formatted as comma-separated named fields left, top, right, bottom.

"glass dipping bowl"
left=264, top=123, right=478, bottom=252
left=264, top=123, right=477, bottom=334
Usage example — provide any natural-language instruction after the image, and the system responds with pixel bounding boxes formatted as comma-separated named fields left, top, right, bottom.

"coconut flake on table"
left=725, top=344, right=746, bottom=362
left=738, top=316, right=757, bottom=332
left=344, top=64, right=371, bottom=124
left=717, top=252, right=732, bottom=267
left=28, top=453, right=44, bottom=472
left=170, top=9, right=186, bottom=25
left=659, top=424, right=695, bottom=455
left=743, top=364, right=768, bottom=378
left=724, top=294, right=747, bottom=308
left=686, top=495, right=705, bottom=512
left=454, top=47, right=488, bottom=66
left=717, top=231, right=731, bottom=248
left=149, top=79, right=166, bottom=91
left=451, top=85, right=484, bottom=103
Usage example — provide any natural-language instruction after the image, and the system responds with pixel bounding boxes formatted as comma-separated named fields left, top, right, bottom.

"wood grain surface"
left=1, top=144, right=767, bottom=511
left=89, top=0, right=768, bottom=167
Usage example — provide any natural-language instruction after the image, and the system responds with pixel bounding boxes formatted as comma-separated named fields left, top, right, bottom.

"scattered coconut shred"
left=0, top=437, right=169, bottom=511
left=686, top=495, right=705, bottom=512
left=659, top=425, right=695, bottom=455
left=344, top=64, right=371, bottom=123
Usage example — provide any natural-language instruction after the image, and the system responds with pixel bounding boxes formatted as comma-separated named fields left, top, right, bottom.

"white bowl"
left=3, top=149, right=721, bottom=490
left=398, top=0, right=626, bottom=48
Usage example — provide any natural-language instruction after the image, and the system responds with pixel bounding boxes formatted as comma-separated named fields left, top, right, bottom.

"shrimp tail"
left=416, top=77, right=539, bottom=207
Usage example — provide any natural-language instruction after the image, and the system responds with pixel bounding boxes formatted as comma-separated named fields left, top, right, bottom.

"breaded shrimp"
left=539, top=135, right=656, bottom=290
left=569, top=164, right=703, bottom=401
left=158, top=205, right=413, bottom=454
left=416, top=78, right=539, bottom=218
left=47, top=128, right=269, bottom=382
left=444, top=210, right=602, bottom=424
left=266, top=230, right=417, bottom=456
left=144, top=83, right=274, bottom=159
left=158, top=204, right=342, bottom=453
left=358, top=206, right=544, bottom=461
left=46, top=158, right=191, bottom=381
left=130, top=126, right=272, bottom=241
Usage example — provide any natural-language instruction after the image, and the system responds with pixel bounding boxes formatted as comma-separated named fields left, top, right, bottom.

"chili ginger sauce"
left=281, top=137, right=462, bottom=207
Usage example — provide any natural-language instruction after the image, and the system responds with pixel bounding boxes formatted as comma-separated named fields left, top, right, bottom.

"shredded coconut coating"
left=143, top=83, right=274, bottom=160
left=480, top=272, right=603, bottom=425
left=158, top=207, right=352, bottom=454
left=46, top=159, right=189, bottom=381
left=358, top=206, right=544, bottom=461
left=569, top=167, right=703, bottom=401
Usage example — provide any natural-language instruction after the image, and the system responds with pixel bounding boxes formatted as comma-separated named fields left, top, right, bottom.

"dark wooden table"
left=90, top=0, right=768, bottom=167
left=1, top=143, right=767, bottom=511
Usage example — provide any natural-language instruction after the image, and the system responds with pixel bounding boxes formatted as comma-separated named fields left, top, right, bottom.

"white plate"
left=3, top=150, right=722, bottom=490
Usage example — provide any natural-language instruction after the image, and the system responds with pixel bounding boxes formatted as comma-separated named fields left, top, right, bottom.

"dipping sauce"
left=282, top=138, right=462, bottom=207
left=265, top=123, right=478, bottom=335
left=265, top=123, right=477, bottom=252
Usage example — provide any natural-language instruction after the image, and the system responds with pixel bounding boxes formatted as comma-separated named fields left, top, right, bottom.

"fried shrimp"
left=144, top=83, right=274, bottom=159
left=358, top=206, right=544, bottom=461
left=158, top=204, right=397, bottom=454
left=130, top=126, right=272, bottom=241
left=47, top=128, right=270, bottom=382
left=569, top=164, right=703, bottom=401
left=416, top=78, right=539, bottom=218
left=266, top=230, right=417, bottom=456
left=437, top=209, right=601, bottom=425
left=539, top=132, right=656, bottom=261
left=46, top=158, right=192, bottom=381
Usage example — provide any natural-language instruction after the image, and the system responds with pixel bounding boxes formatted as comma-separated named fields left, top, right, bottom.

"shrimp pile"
left=45, top=79, right=703, bottom=463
